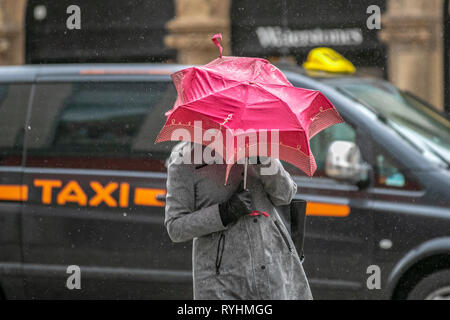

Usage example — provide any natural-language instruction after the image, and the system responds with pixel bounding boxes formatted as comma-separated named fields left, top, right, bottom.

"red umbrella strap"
left=248, top=210, right=269, bottom=218
left=211, top=33, right=223, bottom=58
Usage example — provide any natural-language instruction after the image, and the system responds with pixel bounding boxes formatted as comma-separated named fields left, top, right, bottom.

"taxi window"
left=26, top=81, right=176, bottom=171
left=374, top=152, right=422, bottom=190
left=0, top=84, right=31, bottom=167
left=376, top=154, right=405, bottom=188
left=331, top=79, right=450, bottom=169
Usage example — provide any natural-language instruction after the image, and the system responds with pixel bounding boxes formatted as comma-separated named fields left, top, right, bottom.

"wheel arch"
left=386, top=237, right=450, bottom=299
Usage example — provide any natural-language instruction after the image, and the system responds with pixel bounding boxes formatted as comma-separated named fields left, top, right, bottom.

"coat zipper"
left=215, top=232, right=225, bottom=275
left=273, top=220, right=292, bottom=252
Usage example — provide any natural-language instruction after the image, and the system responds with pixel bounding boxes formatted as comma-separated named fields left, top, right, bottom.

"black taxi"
left=0, top=50, right=449, bottom=300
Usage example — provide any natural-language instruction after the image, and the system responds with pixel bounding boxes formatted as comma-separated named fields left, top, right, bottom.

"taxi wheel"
left=407, top=269, right=450, bottom=300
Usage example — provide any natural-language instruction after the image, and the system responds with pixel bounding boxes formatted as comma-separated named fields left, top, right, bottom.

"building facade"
left=0, top=0, right=447, bottom=112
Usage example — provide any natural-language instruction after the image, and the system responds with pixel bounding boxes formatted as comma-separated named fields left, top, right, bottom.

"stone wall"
left=379, top=0, right=444, bottom=110
left=0, top=0, right=26, bottom=65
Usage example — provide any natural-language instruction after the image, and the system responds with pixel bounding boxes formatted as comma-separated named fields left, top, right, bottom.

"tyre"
left=407, top=269, right=450, bottom=300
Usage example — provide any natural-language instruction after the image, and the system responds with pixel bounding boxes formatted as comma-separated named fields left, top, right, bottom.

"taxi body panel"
left=0, top=63, right=449, bottom=299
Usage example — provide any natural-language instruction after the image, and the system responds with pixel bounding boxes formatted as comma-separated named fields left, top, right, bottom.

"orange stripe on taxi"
left=0, top=182, right=350, bottom=216
left=134, top=188, right=166, bottom=207
left=306, top=202, right=350, bottom=217
left=0, top=185, right=28, bottom=201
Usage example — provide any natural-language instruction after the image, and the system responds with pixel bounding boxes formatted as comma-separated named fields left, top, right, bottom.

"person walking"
left=164, top=141, right=313, bottom=300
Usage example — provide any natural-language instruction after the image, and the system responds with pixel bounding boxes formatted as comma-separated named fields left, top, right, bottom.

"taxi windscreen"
left=328, top=79, right=450, bottom=169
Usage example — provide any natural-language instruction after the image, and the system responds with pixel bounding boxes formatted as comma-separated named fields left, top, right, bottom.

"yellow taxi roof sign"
left=303, top=47, right=356, bottom=74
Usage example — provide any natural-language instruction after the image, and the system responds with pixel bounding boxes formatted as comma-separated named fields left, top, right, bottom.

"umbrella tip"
left=211, top=33, right=223, bottom=59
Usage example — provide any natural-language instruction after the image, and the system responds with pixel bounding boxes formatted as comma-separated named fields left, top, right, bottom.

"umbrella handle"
left=211, top=33, right=223, bottom=59
left=243, top=157, right=248, bottom=190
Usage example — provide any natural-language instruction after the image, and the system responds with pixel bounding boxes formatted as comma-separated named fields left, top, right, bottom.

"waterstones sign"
left=255, top=26, right=364, bottom=48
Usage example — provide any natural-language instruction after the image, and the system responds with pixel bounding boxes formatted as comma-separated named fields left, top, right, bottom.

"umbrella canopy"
left=155, top=34, right=344, bottom=181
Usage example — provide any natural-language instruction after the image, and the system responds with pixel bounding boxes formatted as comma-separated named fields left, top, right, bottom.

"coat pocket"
left=273, top=219, right=292, bottom=253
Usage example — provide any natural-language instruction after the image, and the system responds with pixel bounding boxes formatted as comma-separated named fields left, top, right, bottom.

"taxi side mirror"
left=325, top=141, right=371, bottom=187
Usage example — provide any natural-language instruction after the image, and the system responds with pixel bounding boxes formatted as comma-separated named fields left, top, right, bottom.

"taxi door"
left=0, top=83, right=32, bottom=299
left=289, top=122, right=375, bottom=300
left=21, top=77, right=192, bottom=299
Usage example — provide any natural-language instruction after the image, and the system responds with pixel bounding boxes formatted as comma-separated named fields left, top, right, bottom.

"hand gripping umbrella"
left=155, top=33, right=344, bottom=189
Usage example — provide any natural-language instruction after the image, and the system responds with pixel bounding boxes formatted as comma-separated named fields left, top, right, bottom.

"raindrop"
left=380, top=239, right=393, bottom=250
left=33, top=5, right=47, bottom=21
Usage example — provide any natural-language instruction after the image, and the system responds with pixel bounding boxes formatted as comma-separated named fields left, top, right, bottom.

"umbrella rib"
left=177, top=81, right=246, bottom=110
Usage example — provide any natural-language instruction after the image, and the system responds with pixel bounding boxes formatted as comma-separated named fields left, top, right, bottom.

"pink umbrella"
left=155, top=34, right=344, bottom=187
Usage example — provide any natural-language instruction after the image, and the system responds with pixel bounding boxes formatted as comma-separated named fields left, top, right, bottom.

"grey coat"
left=165, top=142, right=313, bottom=300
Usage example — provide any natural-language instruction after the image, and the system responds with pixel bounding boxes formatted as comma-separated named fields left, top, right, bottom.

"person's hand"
left=218, top=183, right=253, bottom=226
